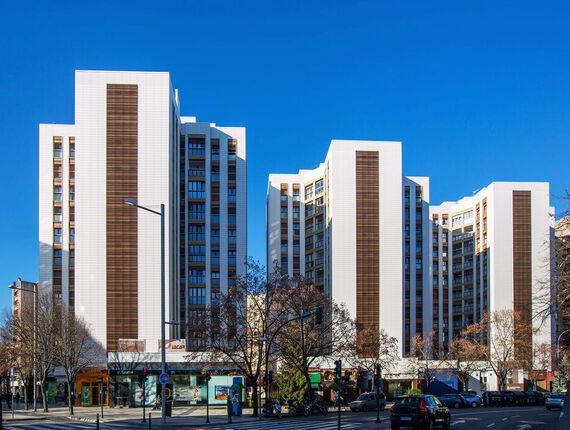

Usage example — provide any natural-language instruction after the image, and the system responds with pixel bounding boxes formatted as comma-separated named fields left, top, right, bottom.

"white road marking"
left=502, top=417, right=508, bottom=421
left=487, top=424, right=495, bottom=428
left=451, top=420, right=465, bottom=426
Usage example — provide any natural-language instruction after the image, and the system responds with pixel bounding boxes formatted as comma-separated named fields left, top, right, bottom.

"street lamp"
left=124, top=198, right=166, bottom=424
left=9, top=281, right=38, bottom=412
left=258, top=337, right=267, bottom=419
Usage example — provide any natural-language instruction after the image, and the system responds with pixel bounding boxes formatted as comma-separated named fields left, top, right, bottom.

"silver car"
left=349, top=392, right=386, bottom=412
left=545, top=393, right=566, bottom=410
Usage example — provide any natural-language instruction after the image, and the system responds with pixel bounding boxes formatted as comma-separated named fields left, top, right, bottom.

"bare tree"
left=349, top=327, right=399, bottom=391
left=273, top=277, right=356, bottom=403
left=0, top=311, right=33, bottom=409
left=408, top=331, right=442, bottom=393
left=184, top=258, right=288, bottom=417
left=463, top=310, right=530, bottom=391
left=518, top=341, right=552, bottom=390
left=448, top=335, right=487, bottom=392
left=55, top=306, right=106, bottom=415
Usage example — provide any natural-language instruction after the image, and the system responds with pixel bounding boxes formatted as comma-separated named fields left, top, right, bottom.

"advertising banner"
left=215, top=385, right=231, bottom=401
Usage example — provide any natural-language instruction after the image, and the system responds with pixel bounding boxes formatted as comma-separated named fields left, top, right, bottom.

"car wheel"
left=442, top=417, right=451, bottom=430
left=454, top=402, right=460, bottom=409
left=362, top=404, right=368, bottom=412
left=471, top=401, right=478, bottom=408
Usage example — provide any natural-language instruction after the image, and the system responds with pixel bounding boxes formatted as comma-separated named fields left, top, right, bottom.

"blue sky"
left=1, top=0, right=569, bottom=312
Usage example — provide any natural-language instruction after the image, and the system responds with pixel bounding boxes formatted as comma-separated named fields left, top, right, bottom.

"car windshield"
left=357, top=395, right=369, bottom=401
left=397, top=397, right=422, bottom=404
left=550, top=394, right=566, bottom=399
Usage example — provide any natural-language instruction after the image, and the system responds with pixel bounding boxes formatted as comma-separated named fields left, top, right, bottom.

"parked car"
left=482, top=391, right=503, bottom=407
left=349, top=392, right=386, bottom=412
left=390, top=394, right=451, bottom=430
left=437, top=394, right=466, bottom=409
left=461, top=392, right=483, bottom=408
left=513, top=391, right=526, bottom=406
left=545, top=393, right=566, bottom=410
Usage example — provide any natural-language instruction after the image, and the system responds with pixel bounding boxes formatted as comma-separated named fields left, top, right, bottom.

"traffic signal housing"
left=268, top=371, right=275, bottom=384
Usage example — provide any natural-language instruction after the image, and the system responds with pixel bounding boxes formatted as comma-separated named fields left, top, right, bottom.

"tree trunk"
left=41, top=384, right=48, bottom=412
left=251, top=383, right=258, bottom=417
left=303, top=370, right=314, bottom=403
left=67, top=381, right=74, bottom=416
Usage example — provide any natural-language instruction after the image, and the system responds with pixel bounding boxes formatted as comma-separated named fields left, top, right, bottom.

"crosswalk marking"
left=217, top=419, right=371, bottom=430
left=4, top=422, right=138, bottom=430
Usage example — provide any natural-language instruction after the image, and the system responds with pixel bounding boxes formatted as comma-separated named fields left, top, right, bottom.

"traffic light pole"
left=206, top=379, right=210, bottom=423
left=334, top=359, right=342, bottom=430
left=337, top=377, right=341, bottom=430
left=141, top=376, right=146, bottom=423
left=376, top=363, right=381, bottom=424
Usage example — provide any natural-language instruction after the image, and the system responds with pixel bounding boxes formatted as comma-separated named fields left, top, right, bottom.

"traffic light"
left=344, top=370, right=352, bottom=383
left=334, top=359, right=342, bottom=382
left=315, top=307, right=323, bottom=325
left=206, top=371, right=212, bottom=382
left=375, top=363, right=382, bottom=392
left=268, top=371, right=275, bottom=384
left=263, top=375, right=268, bottom=389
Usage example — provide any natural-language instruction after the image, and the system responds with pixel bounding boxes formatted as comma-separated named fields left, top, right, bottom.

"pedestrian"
left=153, top=394, right=161, bottom=410
left=70, top=391, right=76, bottom=406
left=334, top=391, right=339, bottom=407
left=15, top=389, right=20, bottom=405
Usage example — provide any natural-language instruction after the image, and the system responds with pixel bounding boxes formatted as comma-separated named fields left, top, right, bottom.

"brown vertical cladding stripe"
left=512, top=190, right=532, bottom=358
left=106, top=84, right=138, bottom=352
left=356, top=151, right=379, bottom=355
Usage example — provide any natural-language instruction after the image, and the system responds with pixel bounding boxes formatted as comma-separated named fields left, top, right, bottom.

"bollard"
left=96, top=413, right=99, bottom=430
left=148, top=412, right=152, bottom=430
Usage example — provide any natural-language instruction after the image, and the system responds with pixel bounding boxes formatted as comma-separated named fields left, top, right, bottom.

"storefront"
left=76, top=370, right=109, bottom=407
left=109, top=369, right=243, bottom=408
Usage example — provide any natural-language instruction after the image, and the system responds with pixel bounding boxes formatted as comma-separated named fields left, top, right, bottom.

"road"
left=2, top=405, right=566, bottom=429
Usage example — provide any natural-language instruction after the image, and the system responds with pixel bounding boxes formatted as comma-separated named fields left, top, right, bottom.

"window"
left=54, top=228, right=62, bottom=243
left=416, top=241, right=422, bottom=253
left=452, top=214, right=463, bottom=228
left=305, top=184, right=314, bottom=200
left=281, top=206, right=288, bottom=218
left=228, top=229, right=237, bottom=244
left=54, top=164, right=62, bottom=179
left=293, top=240, right=300, bottom=253
left=315, top=179, right=324, bottom=195
left=228, top=250, right=237, bottom=265
left=70, top=228, right=75, bottom=244
left=189, top=225, right=206, bottom=241
left=54, top=186, right=62, bottom=201
left=228, top=187, right=236, bottom=203
left=189, top=203, right=206, bottom=220
left=293, top=206, right=300, bottom=219
left=211, top=291, right=220, bottom=305
left=54, top=206, right=62, bottom=222
left=189, top=287, right=205, bottom=305
left=306, top=203, right=314, bottom=217
left=211, top=229, right=220, bottom=244
left=281, top=242, right=288, bottom=253
left=211, top=272, right=220, bottom=286
left=69, top=206, right=75, bottom=223
left=188, top=138, right=206, bottom=156
left=228, top=138, right=237, bottom=158
left=292, top=223, right=300, bottom=234
left=228, top=207, right=236, bottom=224
left=54, top=249, right=62, bottom=265
left=211, top=164, right=220, bottom=181
left=211, top=145, right=220, bottom=160
left=416, top=258, right=422, bottom=270
left=69, top=249, right=75, bottom=265
left=404, top=257, right=410, bottom=270
left=188, top=181, right=206, bottom=199
left=54, top=141, right=62, bottom=158
left=228, top=165, right=236, bottom=181
left=211, top=250, right=220, bottom=265
left=189, top=245, right=206, bottom=262
left=70, top=185, right=75, bottom=201
left=69, top=141, right=75, bottom=158
left=189, top=269, right=206, bottom=284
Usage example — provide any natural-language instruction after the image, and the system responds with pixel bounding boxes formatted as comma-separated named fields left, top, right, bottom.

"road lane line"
left=502, top=417, right=508, bottom=421
left=487, top=423, right=495, bottom=427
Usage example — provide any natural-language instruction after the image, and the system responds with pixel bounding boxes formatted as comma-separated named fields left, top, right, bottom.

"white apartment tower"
left=39, top=70, right=246, bottom=354
left=267, top=140, right=552, bottom=358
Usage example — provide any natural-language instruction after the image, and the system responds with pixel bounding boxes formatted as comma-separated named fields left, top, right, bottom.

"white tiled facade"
left=39, top=70, right=246, bottom=354
left=267, top=140, right=553, bottom=358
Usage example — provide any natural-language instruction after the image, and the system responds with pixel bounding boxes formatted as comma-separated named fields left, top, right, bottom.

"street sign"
left=159, top=372, right=169, bottom=384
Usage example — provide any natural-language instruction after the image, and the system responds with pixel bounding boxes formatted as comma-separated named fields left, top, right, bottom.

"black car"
left=437, top=394, right=466, bottom=409
left=390, top=394, right=451, bottom=430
